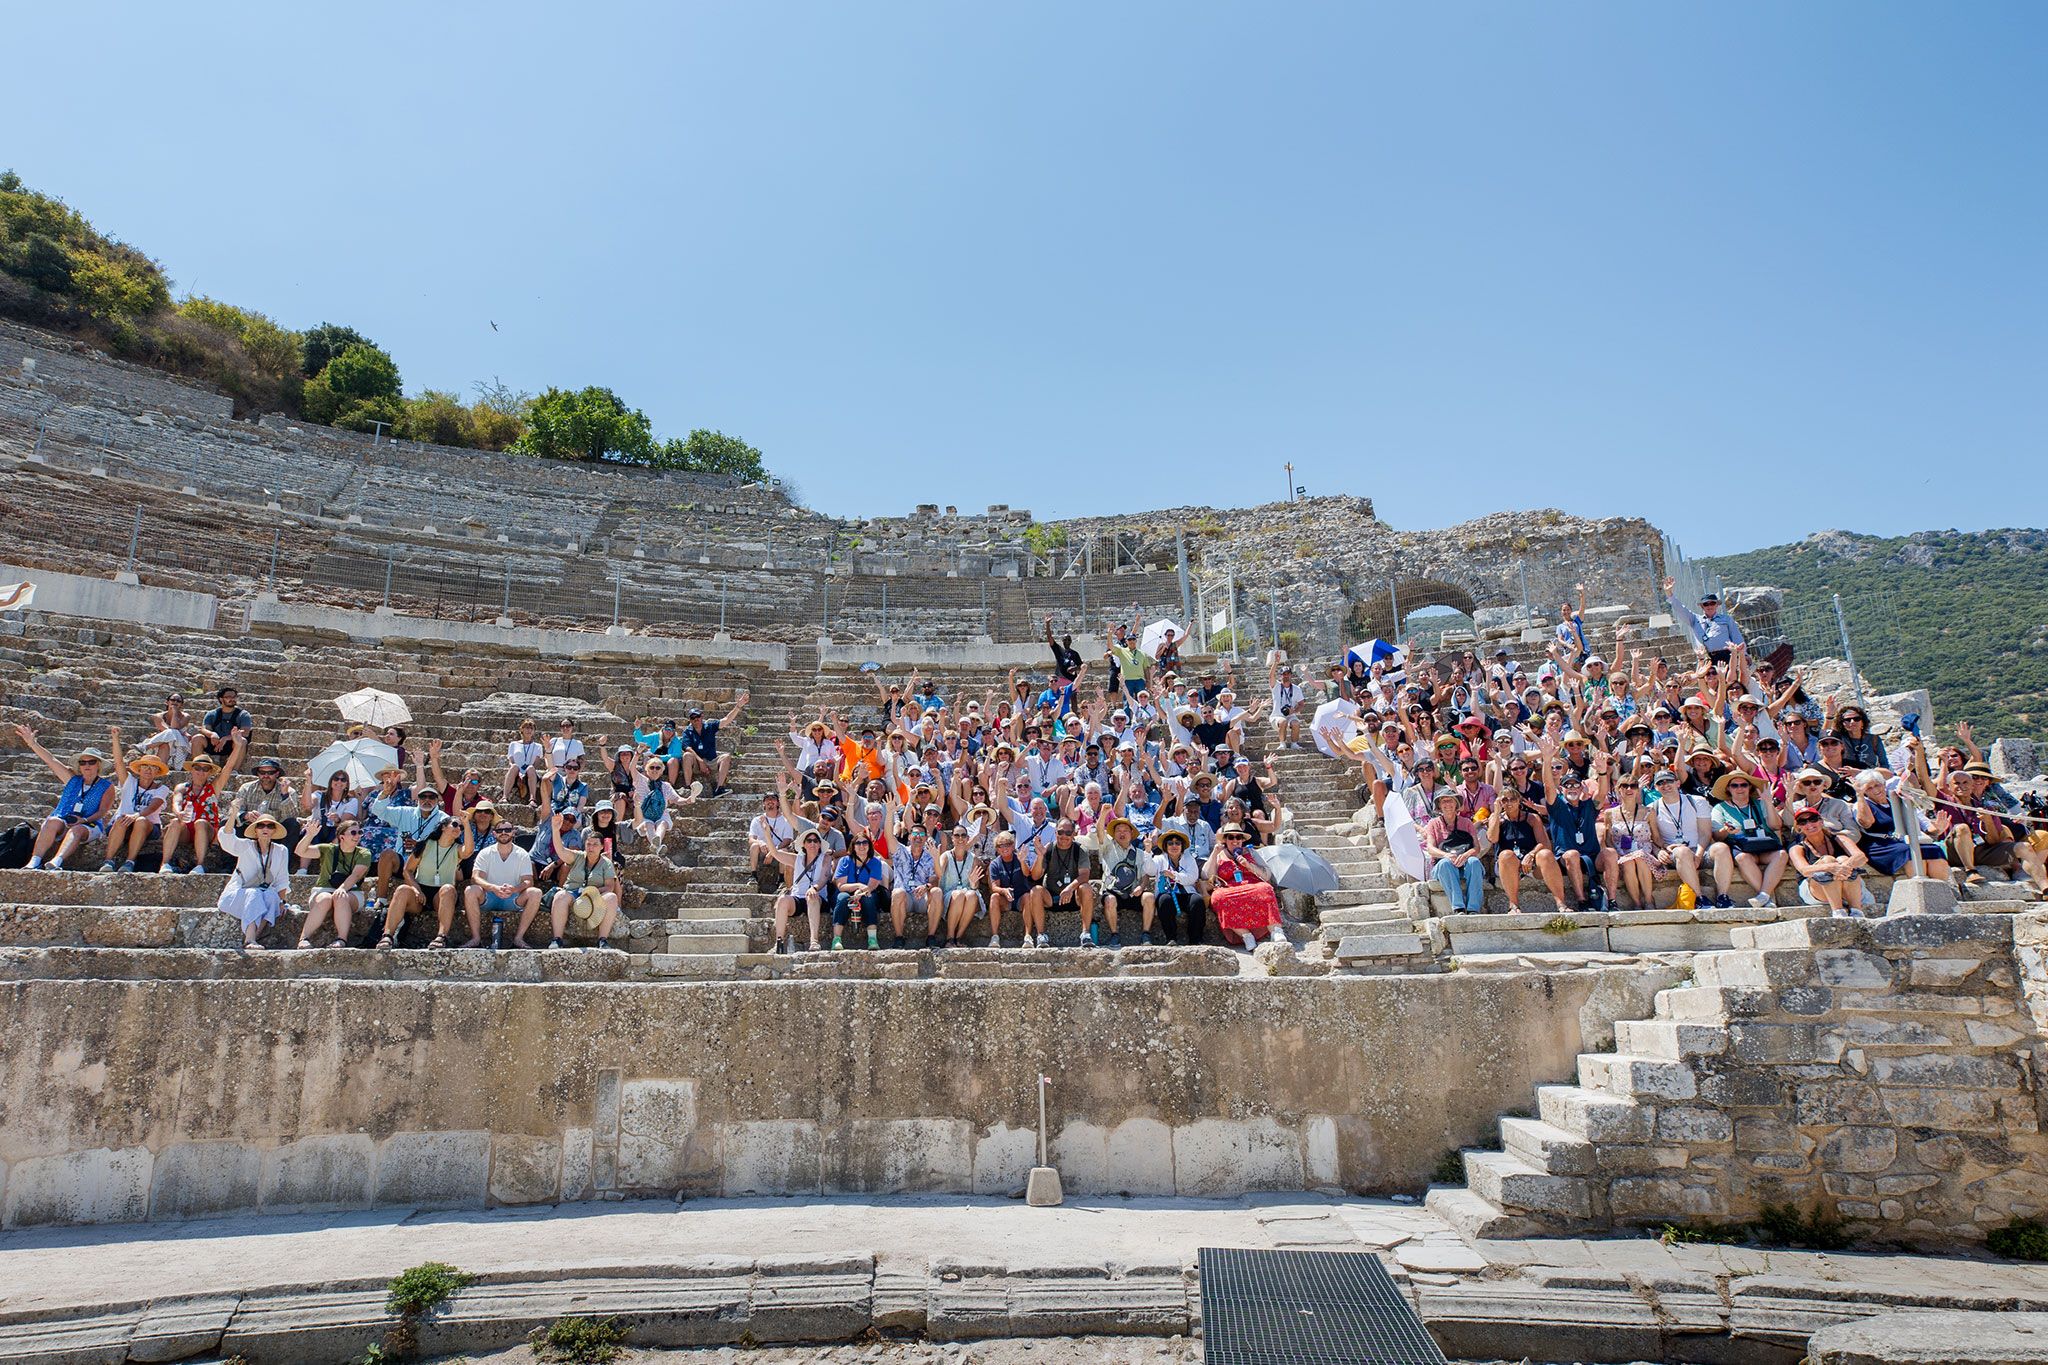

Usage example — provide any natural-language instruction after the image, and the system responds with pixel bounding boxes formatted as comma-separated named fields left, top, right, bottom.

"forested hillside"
left=1702, top=529, right=2048, bottom=746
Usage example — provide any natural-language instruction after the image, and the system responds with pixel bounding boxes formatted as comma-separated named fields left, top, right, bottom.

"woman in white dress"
left=215, top=799, right=291, bottom=949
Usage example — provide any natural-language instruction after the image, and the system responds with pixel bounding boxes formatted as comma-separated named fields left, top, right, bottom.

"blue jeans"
left=1434, top=858, right=1486, bottom=914
left=832, top=885, right=882, bottom=927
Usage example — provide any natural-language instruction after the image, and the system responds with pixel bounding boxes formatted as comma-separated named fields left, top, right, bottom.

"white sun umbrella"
left=1382, top=791, right=1428, bottom=883
left=333, top=687, right=412, bottom=730
left=1310, top=697, right=1362, bottom=760
left=309, top=738, right=401, bottom=790
left=1139, top=618, right=1185, bottom=659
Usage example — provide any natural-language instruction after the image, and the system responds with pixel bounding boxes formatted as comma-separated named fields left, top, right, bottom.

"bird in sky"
left=490, top=321, right=498, bottom=331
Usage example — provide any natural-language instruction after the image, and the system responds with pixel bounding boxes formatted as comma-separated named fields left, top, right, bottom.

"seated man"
left=749, top=788, right=797, bottom=893
left=533, top=840, right=622, bottom=950
left=890, top=826, right=941, bottom=949
left=196, top=686, right=254, bottom=765
left=465, top=822, right=543, bottom=947
left=234, top=757, right=303, bottom=852
left=679, top=691, right=749, bottom=798
left=13, top=726, right=113, bottom=871
left=1937, top=761, right=2020, bottom=887
left=1040, top=819, right=1098, bottom=946
left=1269, top=660, right=1306, bottom=750
left=985, top=829, right=1033, bottom=950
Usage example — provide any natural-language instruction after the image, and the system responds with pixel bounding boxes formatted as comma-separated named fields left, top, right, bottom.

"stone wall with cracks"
left=0, top=965, right=1678, bottom=1228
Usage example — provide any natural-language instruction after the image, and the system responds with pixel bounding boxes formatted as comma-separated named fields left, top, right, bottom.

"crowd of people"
left=12, top=587, right=2044, bottom=956
left=748, top=612, right=1299, bottom=952
left=1321, top=582, right=2048, bottom=916
left=5, top=684, right=732, bottom=952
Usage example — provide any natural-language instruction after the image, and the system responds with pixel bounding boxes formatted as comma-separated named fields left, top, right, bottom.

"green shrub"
left=384, top=1261, right=471, bottom=1316
left=1431, top=1148, right=1465, bottom=1184
left=397, top=390, right=477, bottom=448
left=1753, top=1201, right=1853, bottom=1251
left=1542, top=915, right=1580, bottom=935
left=531, top=1315, right=628, bottom=1363
left=302, top=322, right=374, bottom=377
left=323, top=343, right=402, bottom=402
left=1989, top=1218, right=2048, bottom=1261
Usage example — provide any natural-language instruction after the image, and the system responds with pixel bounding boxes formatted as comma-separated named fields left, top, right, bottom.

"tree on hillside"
left=655, top=429, right=768, bottom=480
left=299, top=340, right=403, bottom=430
left=301, top=323, right=374, bottom=378
left=514, top=386, right=654, bottom=463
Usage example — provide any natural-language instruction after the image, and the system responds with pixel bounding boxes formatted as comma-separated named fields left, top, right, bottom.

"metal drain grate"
left=1198, top=1246, right=1447, bottom=1365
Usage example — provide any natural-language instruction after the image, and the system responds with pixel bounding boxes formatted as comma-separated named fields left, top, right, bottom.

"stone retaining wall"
left=0, top=965, right=1673, bottom=1227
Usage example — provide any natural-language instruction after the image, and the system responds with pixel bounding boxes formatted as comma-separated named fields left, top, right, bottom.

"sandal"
left=376, top=934, right=396, bottom=949
left=428, top=934, right=449, bottom=950
left=296, top=938, right=314, bottom=950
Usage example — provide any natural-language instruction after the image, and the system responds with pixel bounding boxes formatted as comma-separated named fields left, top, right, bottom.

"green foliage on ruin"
left=1701, top=529, right=2048, bottom=745
left=1989, top=1217, right=2048, bottom=1261
left=385, top=1261, right=471, bottom=1316
left=0, top=172, right=774, bottom=474
left=531, top=1315, right=629, bottom=1363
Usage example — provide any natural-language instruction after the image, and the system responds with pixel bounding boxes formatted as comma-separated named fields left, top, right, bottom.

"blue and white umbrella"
left=1344, top=638, right=1405, bottom=672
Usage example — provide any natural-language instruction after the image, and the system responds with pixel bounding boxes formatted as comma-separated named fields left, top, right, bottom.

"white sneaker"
left=987, top=934, right=1001, bottom=949
left=1269, top=926, right=1287, bottom=944
left=1036, top=933, right=1050, bottom=948
left=1750, top=894, right=1774, bottom=909
left=1241, top=931, right=1257, bottom=951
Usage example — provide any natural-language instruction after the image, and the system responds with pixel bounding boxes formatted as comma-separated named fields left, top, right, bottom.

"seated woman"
left=1600, top=772, right=1658, bottom=911
left=631, top=757, right=688, bottom=849
left=296, top=821, right=373, bottom=948
left=383, top=814, right=474, bottom=948
left=12, top=725, right=114, bottom=872
left=1422, top=787, right=1485, bottom=916
left=301, top=768, right=363, bottom=874
left=1851, top=769, right=1951, bottom=883
left=1144, top=827, right=1207, bottom=945
left=832, top=832, right=889, bottom=951
left=161, top=748, right=240, bottom=875
left=1205, top=823, right=1286, bottom=951
left=1095, top=815, right=1147, bottom=946
left=536, top=841, right=622, bottom=950
left=101, top=729, right=171, bottom=873
left=1788, top=806, right=1869, bottom=917
left=774, top=830, right=834, bottom=954
left=1484, top=786, right=1564, bottom=915
left=937, top=825, right=985, bottom=948
left=1710, top=772, right=1790, bottom=909
left=215, top=799, right=291, bottom=949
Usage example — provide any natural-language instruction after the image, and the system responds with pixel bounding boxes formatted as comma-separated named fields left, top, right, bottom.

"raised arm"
left=11, top=725, right=73, bottom=783
left=108, top=725, right=129, bottom=787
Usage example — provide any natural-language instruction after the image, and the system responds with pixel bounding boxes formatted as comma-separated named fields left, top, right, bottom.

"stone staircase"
left=1424, top=911, right=2045, bottom=1245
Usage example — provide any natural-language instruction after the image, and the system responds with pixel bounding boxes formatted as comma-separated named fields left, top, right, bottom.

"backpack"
left=0, top=824, right=31, bottom=870
left=641, top=783, right=667, bottom=824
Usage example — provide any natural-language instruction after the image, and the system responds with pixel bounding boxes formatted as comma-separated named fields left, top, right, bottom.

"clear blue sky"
left=8, top=3, right=2043, bottom=554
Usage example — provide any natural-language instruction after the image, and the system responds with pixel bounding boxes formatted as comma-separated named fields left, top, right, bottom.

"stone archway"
left=1347, top=578, right=1478, bottom=641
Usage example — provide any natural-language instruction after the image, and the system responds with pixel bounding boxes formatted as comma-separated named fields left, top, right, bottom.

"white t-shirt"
left=750, top=813, right=795, bottom=847
left=507, top=739, right=542, bottom=772
left=1271, top=680, right=1303, bottom=717
left=472, top=843, right=535, bottom=888
left=1652, top=794, right=1712, bottom=851
left=118, top=776, right=171, bottom=823
left=549, top=736, right=585, bottom=768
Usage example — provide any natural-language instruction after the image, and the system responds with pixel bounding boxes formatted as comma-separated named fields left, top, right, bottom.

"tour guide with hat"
left=214, top=796, right=291, bottom=949
left=13, top=725, right=115, bottom=872
left=1667, top=577, right=1745, bottom=663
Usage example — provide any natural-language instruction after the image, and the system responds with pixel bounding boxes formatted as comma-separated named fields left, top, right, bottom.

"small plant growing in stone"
left=1431, top=1148, right=1465, bottom=1184
left=1657, top=1220, right=1747, bottom=1247
left=1753, top=1201, right=1853, bottom=1251
left=531, top=1315, right=629, bottom=1363
left=1542, top=915, right=1580, bottom=935
left=1989, top=1218, right=2048, bottom=1261
left=385, top=1262, right=471, bottom=1317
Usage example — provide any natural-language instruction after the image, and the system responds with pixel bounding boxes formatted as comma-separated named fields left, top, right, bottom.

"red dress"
left=1211, top=849, right=1282, bottom=937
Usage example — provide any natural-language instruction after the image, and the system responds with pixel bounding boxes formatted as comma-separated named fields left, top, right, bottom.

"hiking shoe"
left=1712, top=894, right=1734, bottom=909
left=1111, top=932, right=1124, bottom=948
left=119, top=860, right=136, bottom=873
left=98, top=861, right=116, bottom=873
